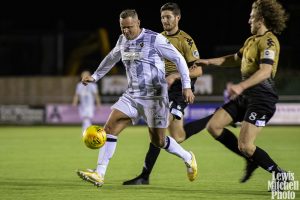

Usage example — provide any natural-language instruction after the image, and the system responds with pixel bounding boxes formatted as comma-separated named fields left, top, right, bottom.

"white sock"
left=164, top=136, right=192, bottom=163
left=82, top=118, right=92, bottom=133
left=96, top=134, right=118, bottom=177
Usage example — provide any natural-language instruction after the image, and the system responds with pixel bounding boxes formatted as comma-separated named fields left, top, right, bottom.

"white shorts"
left=111, top=93, right=169, bottom=128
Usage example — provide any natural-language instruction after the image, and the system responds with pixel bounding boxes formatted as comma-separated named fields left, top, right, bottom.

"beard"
left=163, top=24, right=174, bottom=32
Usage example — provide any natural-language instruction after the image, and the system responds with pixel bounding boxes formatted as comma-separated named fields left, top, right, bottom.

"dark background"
left=1, top=0, right=299, bottom=76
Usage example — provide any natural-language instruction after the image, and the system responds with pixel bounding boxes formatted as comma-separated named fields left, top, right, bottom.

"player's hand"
left=81, top=75, right=95, bottom=86
left=228, top=84, right=244, bottom=99
left=183, top=88, right=195, bottom=104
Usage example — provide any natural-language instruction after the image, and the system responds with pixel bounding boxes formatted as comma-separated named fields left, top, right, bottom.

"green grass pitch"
left=0, top=126, right=299, bottom=200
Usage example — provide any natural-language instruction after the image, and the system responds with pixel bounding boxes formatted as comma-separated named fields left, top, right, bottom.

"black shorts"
left=222, top=95, right=277, bottom=127
left=168, top=91, right=188, bottom=120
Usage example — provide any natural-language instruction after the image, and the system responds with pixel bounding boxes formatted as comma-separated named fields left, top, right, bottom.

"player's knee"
left=238, top=142, right=255, bottom=157
left=172, top=135, right=185, bottom=143
left=206, top=121, right=221, bottom=138
left=170, top=130, right=185, bottom=143
left=104, top=125, right=115, bottom=135
left=151, top=138, right=165, bottom=148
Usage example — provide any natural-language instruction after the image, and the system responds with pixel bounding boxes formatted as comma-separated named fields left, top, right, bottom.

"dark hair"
left=253, top=0, right=289, bottom=34
left=120, top=9, right=138, bottom=19
left=160, top=2, right=181, bottom=16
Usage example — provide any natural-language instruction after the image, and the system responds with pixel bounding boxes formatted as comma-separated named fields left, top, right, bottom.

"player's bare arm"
left=166, top=66, right=202, bottom=88
left=195, top=54, right=241, bottom=67
left=229, top=64, right=273, bottom=98
left=72, top=94, right=79, bottom=106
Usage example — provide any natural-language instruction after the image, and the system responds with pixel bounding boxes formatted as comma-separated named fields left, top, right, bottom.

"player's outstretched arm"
left=166, top=66, right=202, bottom=88
left=195, top=54, right=241, bottom=68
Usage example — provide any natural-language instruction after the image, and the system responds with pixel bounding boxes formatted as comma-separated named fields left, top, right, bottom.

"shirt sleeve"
left=91, top=37, right=122, bottom=82
left=155, top=34, right=191, bottom=89
left=258, top=37, right=278, bottom=66
left=182, top=35, right=200, bottom=65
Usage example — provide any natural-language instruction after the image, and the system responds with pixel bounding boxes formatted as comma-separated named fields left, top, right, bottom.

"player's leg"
left=206, top=107, right=247, bottom=157
left=239, top=108, right=287, bottom=183
left=153, top=96, right=197, bottom=181
left=122, top=140, right=159, bottom=185
left=169, top=94, right=210, bottom=141
left=169, top=116, right=185, bottom=143
left=78, top=95, right=136, bottom=187
left=206, top=107, right=260, bottom=183
left=79, top=106, right=93, bottom=132
left=82, top=117, right=92, bottom=133
left=149, top=127, right=198, bottom=181
left=78, top=108, right=132, bottom=187
left=184, top=114, right=213, bottom=140
left=237, top=121, right=261, bottom=182
left=123, top=97, right=185, bottom=185
left=123, top=113, right=190, bottom=185
left=97, top=109, right=132, bottom=173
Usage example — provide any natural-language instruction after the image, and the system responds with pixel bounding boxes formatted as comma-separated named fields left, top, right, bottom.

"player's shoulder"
left=76, top=82, right=84, bottom=90
left=178, top=30, right=195, bottom=40
left=76, top=82, right=83, bottom=87
left=144, top=28, right=159, bottom=36
left=178, top=30, right=198, bottom=50
left=259, top=31, right=279, bottom=48
left=261, top=31, right=279, bottom=43
left=160, top=30, right=194, bottom=39
left=244, top=35, right=255, bottom=44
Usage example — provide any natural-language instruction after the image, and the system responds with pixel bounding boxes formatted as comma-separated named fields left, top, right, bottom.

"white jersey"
left=75, top=82, right=98, bottom=118
left=91, top=28, right=191, bottom=98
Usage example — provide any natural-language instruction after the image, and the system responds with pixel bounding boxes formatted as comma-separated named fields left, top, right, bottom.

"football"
left=82, top=125, right=107, bottom=149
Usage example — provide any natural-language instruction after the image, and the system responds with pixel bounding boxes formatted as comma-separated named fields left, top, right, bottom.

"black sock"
left=216, top=128, right=246, bottom=158
left=140, top=143, right=161, bottom=179
left=250, top=146, right=280, bottom=173
left=184, top=114, right=213, bottom=140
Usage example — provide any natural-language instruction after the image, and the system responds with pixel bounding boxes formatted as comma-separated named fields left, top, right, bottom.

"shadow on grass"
left=108, top=184, right=269, bottom=197
left=0, top=178, right=83, bottom=189
left=0, top=177, right=271, bottom=198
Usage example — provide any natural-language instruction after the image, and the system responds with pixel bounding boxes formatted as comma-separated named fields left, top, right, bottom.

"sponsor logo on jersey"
left=193, top=50, right=199, bottom=58
left=166, top=38, right=171, bottom=44
left=255, top=120, right=266, bottom=127
left=263, top=50, right=275, bottom=60
left=122, top=52, right=143, bottom=61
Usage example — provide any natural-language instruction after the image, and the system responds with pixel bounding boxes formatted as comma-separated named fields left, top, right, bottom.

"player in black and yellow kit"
left=123, top=2, right=211, bottom=185
left=195, top=0, right=289, bottom=183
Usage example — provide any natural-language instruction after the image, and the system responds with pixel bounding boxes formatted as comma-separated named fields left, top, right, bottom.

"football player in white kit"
left=72, top=70, right=101, bottom=132
left=76, top=9, right=197, bottom=188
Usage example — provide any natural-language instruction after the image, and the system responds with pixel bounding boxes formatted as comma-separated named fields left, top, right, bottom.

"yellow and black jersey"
left=237, top=31, right=280, bottom=98
left=161, top=30, right=199, bottom=76
left=161, top=30, right=199, bottom=92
